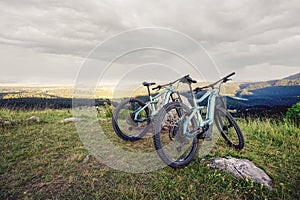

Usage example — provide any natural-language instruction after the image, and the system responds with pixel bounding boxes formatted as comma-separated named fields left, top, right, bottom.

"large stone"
left=26, top=116, right=41, bottom=123
left=62, top=117, right=82, bottom=123
left=208, top=157, right=273, bottom=189
left=0, top=118, right=11, bottom=125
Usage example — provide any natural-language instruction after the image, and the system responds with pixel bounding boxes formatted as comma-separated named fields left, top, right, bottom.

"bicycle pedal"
left=197, top=133, right=212, bottom=141
left=197, top=133, right=206, bottom=139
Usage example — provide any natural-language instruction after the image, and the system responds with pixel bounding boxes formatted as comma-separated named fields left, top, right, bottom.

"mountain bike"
left=153, top=72, right=244, bottom=168
left=112, top=75, right=196, bottom=141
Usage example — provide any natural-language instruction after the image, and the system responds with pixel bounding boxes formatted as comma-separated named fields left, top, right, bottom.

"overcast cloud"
left=0, top=0, right=299, bottom=84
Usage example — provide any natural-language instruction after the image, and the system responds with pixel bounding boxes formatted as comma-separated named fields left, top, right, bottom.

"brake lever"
left=222, top=78, right=232, bottom=83
left=194, top=84, right=210, bottom=93
left=193, top=87, right=202, bottom=93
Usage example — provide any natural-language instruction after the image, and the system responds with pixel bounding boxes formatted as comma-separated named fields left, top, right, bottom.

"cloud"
left=0, top=43, right=82, bottom=84
left=0, top=0, right=128, bottom=56
left=0, top=0, right=299, bottom=83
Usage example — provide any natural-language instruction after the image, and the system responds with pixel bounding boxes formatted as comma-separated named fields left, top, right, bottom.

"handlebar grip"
left=188, top=76, right=197, bottom=83
left=190, top=78, right=197, bottom=83
left=224, top=72, right=235, bottom=79
left=221, top=72, right=235, bottom=83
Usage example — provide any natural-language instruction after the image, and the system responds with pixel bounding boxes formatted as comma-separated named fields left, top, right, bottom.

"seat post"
left=142, top=82, right=155, bottom=96
left=146, top=86, right=151, bottom=96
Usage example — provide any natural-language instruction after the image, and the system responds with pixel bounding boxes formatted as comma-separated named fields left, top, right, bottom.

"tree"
left=286, top=102, right=300, bottom=125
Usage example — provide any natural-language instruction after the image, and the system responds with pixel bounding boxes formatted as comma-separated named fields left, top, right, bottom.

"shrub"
left=286, top=102, right=300, bottom=125
left=104, top=102, right=112, bottom=118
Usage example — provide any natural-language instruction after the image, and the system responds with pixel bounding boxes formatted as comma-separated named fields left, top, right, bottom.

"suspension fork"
left=178, top=83, right=197, bottom=138
left=172, top=83, right=191, bottom=123
left=216, top=95, right=226, bottom=109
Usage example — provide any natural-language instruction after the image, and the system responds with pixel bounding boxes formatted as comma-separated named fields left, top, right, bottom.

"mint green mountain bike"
left=153, top=72, right=244, bottom=168
left=112, top=75, right=196, bottom=141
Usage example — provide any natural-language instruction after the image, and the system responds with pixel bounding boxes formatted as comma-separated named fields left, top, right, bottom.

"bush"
left=286, top=102, right=300, bottom=125
left=104, top=102, right=112, bottom=118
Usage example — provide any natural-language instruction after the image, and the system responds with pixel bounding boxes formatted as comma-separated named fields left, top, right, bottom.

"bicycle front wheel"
left=112, top=98, right=151, bottom=141
left=214, top=106, right=244, bottom=149
left=153, top=102, right=198, bottom=168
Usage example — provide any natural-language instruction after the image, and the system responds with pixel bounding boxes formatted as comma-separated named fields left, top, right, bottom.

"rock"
left=82, top=155, right=90, bottom=164
left=208, top=157, right=273, bottom=189
left=0, top=118, right=11, bottom=125
left=26, top=116, right=40, bottom=123
left=68, top=176, right=74, bottom=184
left=62, top=117, right=81, bottom=123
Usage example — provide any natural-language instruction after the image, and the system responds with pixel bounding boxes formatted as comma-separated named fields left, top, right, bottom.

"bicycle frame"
left=182, top=85, right=219, bottom=138
left=131, top=74, right=197, bottom=123
left=133, top=86, right=176, bottom=122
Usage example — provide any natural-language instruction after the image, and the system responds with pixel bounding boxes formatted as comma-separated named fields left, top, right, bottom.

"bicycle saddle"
left=142, top=82, right=156, bottom=87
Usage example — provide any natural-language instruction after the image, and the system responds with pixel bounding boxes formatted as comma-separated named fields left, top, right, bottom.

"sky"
left=0, top=0, right=300, bottom=85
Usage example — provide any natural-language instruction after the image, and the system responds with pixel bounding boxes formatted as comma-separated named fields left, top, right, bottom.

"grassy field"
left=0, top=108, right=299, bottom=199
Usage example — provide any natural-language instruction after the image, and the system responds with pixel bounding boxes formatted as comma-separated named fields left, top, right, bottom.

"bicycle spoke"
left=215, top=107, right=244, bottom=149
left=112, top=98, right=151, bottom=141
left=153, top=102, right=198, bottom=168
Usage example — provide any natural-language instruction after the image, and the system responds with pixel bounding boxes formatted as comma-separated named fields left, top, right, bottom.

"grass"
left=0, top=108, right=299, bottom=199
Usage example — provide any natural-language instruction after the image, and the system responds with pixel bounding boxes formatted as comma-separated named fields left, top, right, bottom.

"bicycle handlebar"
left=193, top=72, right=235, bottom=93
left=152, top=74, right=197, bottom=91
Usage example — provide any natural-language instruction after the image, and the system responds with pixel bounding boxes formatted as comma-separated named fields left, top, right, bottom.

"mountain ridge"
left=284, top=72, right=300, bottom=80
left=235, top=72, right=300, bottom=97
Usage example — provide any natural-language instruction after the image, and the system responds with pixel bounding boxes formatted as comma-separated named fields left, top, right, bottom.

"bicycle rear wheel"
left=112, top=98, right=151, bottom=141
left=214, top=106, right=244, bottom=149
left=153, top=102, right=198, bottom=168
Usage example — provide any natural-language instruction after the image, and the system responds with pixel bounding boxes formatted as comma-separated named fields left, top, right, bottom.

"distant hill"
left=1, top=72, right=299, bottom=116
left=236, top=78, right=300, bottom=97
left=284, top=72, right=300, bottom=80
left=227, top=72, right=300, bottom=116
